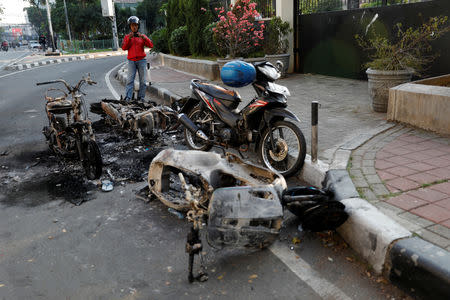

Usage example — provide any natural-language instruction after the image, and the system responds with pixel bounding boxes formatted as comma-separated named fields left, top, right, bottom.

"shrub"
left=169, top=25, right=190, bottom=56
left=203, top=22, right=219, bottom=56
left=263, top=16, right=292, bottom=55
left=355, top=16, right=450, bottom=73
left=213, top=0, right=265, bottom=58
left=151, top=27, right=169, bottom=53
left=167, top=0, right=186, bottom=37
left=186, top=0, right=212, bottom=56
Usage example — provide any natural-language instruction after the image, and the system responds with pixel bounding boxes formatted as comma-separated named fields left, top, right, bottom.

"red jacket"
left=122, top=33, right=153, bottom=61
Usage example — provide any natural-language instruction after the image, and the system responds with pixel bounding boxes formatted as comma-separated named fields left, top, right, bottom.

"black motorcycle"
left=181, top=61, right=306, bottom=178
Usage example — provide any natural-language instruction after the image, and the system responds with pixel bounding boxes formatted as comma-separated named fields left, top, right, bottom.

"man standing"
left=122, top=16, right=153, bottom=101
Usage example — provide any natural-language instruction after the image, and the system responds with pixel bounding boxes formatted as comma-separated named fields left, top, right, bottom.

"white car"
left=29, top=41, right=41, bottom=50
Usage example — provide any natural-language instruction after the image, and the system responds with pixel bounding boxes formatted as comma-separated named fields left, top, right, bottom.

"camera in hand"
left=133, top=32, right=140, bottom=37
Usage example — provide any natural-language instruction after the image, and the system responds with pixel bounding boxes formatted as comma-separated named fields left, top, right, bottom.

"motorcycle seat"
left=196, top=82, right=241, bottom=103
left=46, top=100, right=72, bottom=114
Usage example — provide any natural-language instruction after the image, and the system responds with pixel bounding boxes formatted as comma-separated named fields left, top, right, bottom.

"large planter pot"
left=265, top=53, right=290, bottom=77
left=366, top=68, right=413, bottom=113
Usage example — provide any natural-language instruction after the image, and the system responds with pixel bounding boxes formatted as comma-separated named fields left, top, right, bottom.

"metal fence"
left=298, top=0, right=429, bottom=14
left=255, top=0, right=276, bottom=18
left=59, top=39, right=114, bottom=53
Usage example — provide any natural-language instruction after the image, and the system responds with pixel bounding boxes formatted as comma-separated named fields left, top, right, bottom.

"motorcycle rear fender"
left=179, top=97, right=200, bottom=114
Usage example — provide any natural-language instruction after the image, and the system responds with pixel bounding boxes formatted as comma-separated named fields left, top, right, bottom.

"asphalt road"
left=0, top=56, right=411, bottom=299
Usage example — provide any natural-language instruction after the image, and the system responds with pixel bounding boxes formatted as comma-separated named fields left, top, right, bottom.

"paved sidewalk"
left=349, top=126, right=450, bottom=250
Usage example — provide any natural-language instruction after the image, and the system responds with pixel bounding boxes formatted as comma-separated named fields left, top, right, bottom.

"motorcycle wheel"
left=184, top=106, right=213, bottom=151
left=259, top=120, right=306, bottom=178
left=81, top=141, right=103, bottom=180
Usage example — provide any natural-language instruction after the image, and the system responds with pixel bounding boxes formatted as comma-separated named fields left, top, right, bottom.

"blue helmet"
left=220, top=60, right=256, bottom=88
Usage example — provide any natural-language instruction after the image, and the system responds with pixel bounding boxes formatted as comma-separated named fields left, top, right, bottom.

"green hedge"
left=151, top=28, right=169, bottom=53
left=169, top=26, right=190, bottom=56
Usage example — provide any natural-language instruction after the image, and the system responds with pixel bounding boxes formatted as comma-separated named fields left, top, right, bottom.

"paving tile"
left=386, top=184, right=400, bottom=193
left=406, top=173, right=442, bottom=185
left=385, top=156, right=416, bottom=165
left=422, top=157, right=450, bottom=167
left=385, top=166, right=418, bottom=177
left=360, top=187, right=378, bottom=201
left=352, top=177, right=369, bottom=188
left=386, top=177, right=420, bottom=191
left=376, top=151, right=394, bottom=160
left=365, top=174, right=382, bottom=185
left=418, top=149, right=448, bottom=158
left=407, top=162, right=437, bottom=172
left=398, top=211, right=435, bottom=227
left=361, top=167, right=377, bottom=175
left=376, top=201, right=407, bottom=215
left=441, top=219, right=450, bottom=229
left=428, top=224, right=450, bottom=240
left=430, top=181, right=450, bottom=194
left=415, top=228, right=450, bottom=249
left=383, top=140, right=409, bottom=148
left=398, top=134, right=428, bottom=143
left=375, top=160, right=397, bottom=170
left=362, top=160, right=373, bottom=167
left=407, top=188, right=448, bottom=203
left=435, top=198, right=450, bottom=210
left=371, top=183, right=390, bottom=196
left=411, top=204, right=450, bottom=223
left=377, top=170, right=397, bottom=181
left=349, top=168, right=363, bottom=178
left=403, top=152, right=431, bottom=162
left=363, top=152, right=376, bottom=160
left=387, top=194, right=428, bottom=210
left=403, top=141, right=435, bottom=151
left=426, top=167, right=450, bottom=179
left=382, top=146, right=415, bottom=156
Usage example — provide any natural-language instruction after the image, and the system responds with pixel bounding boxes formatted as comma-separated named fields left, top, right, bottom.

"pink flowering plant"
left=213, top=0, right=265, bottom=58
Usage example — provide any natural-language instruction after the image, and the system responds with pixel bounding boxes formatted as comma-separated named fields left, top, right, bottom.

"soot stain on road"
left=0, top=119, right=185, bottom=207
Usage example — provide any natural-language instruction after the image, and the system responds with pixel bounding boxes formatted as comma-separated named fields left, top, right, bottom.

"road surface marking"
left=270, top=241, right=352, bottom=300
left=105, top=62, right=126, bottom=100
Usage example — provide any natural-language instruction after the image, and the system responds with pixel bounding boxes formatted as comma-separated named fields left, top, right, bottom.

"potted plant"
left=213, top=0, right=265, bottom=68
left=263, top=16, right=292, bottom=77
left=355, top=16, right=450, bottom=112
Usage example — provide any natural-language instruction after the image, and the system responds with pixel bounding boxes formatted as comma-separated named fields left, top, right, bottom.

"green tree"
left=166, top=0, right=185, bottom=36
left=186, top=0, right=211, bottom=56
left=24, top=0, right=48, bottom=36
left=135, top=0, right=165, bottom=35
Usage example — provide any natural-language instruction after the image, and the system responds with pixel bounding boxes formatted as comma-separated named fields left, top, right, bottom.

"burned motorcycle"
left=181, top=60, right=306, bottom=178
left=37, top=75, right=102, bottom=180
left=147, top=149, right=348, bottom=282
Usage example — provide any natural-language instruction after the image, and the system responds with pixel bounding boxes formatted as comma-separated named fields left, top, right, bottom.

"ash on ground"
left=0, top=119, right=185, bottom=207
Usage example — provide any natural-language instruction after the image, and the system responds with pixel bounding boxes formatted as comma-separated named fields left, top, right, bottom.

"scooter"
left=181, top=61, right=306, bottom=178
left=37, top=74, right=103, bottom=180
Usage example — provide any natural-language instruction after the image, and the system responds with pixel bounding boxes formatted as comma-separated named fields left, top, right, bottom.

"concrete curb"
left=115, top=67, right=450, bottom=298
left=4, top=51, right=125, bottom=71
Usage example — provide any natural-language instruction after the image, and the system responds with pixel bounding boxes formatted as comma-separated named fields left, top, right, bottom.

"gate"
left=293, top=0, right=450, bottom=79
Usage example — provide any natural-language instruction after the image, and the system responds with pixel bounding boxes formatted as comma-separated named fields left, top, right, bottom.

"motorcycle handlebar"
left=36, top=80, right=60, bottom=86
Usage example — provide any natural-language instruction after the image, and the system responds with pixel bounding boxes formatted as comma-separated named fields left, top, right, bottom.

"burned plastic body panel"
left=207, top=186, right=283, bottom=249
left=147, top=149, right=286, bottom=211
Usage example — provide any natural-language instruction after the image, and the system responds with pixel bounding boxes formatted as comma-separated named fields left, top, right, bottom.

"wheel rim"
left=262, top=125, right=301, bottom=174
left=186, top=109, right=212, bottom=150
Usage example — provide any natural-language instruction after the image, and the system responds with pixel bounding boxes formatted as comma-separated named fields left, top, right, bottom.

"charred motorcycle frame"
left=37, top=75, right=102, bottom=179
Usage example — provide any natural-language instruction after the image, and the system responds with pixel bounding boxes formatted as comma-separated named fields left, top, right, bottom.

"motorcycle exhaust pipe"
left=178, top=113, right=209, bottom=141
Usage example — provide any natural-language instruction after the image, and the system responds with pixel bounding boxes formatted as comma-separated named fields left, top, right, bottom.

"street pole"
left=110, top=5, right=119, bottom=51
left=62, top=0, right=73, bottom=51
left=45, top=0, right=56, bottom=52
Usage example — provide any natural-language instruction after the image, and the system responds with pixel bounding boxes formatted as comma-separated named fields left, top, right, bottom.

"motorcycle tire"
left=81, top=140, right=103, bottom=180
left=184, top=106, right=213, bottom=151
left=259, top=120, right=306, bottom=178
